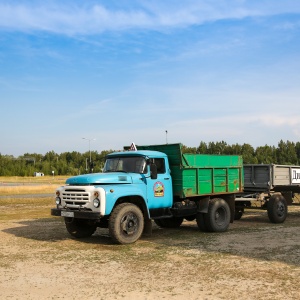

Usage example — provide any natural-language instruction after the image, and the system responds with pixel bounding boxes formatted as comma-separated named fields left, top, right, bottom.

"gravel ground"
left=1, top=205, right=300, bottom=300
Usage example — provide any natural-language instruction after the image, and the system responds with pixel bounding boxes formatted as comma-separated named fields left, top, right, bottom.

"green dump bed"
left=134, top=143, right=244, bottom=198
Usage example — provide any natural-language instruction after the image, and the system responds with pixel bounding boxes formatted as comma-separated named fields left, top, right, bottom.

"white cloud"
left=183, top=113, right=300, bottom=146
left=0, top=1, right=300, bottom=35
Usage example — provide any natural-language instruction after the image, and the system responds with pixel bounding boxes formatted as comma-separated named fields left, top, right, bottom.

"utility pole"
left=82, top=138, right=96, bottom=173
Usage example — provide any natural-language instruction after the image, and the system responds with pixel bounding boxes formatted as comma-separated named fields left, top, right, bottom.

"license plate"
left=61, top=211, right=74, bottom=217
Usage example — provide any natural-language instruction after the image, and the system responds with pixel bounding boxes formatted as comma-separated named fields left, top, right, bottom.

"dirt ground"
left=1, top=204, right=300, bottom=300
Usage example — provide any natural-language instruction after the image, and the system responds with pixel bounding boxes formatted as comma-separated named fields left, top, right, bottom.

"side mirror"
left=150, top=163, right=158, bottom=180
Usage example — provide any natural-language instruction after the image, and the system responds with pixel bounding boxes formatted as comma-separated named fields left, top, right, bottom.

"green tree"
left=276, top=140, right=298, bottom=165
left=241, top=143, right=257, bottom=164
left=295, top=142, right=300, bottom=163
left=255, top=145, right=276, bottom=164
left=226, top=143, right=242, bottom=155
left=182, top=145, right=197, bottom=154
left=196, top=141, right=208, bottom=154
left=207, top=141, right=228, bottom=154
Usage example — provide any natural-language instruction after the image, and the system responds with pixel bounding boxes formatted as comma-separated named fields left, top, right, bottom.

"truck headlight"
left=93, top=198, right=100, bottom=208
left=56, top=197, right=61, bottom=205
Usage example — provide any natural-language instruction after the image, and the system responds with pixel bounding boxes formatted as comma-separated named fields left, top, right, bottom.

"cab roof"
left=106, top=150, right=167, bottom=158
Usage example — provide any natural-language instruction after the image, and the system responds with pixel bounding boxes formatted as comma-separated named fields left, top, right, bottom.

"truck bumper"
left=51, top=208, right=101, bottom=220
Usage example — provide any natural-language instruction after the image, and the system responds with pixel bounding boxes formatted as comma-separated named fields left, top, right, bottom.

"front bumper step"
left=51, top=208, right=100, bottom=220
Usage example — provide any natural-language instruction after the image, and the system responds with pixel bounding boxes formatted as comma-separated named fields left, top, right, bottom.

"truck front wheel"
left=267, top=194, right=287, bottom=223
left=204, top=198, right=230, bottom=232
left=65, top=218, right=97, bottom=238
left=109, top=203, right=144, bottom=244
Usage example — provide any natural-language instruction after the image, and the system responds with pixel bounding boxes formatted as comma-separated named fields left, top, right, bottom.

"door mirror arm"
left=150, top=163, right=158, bottom=180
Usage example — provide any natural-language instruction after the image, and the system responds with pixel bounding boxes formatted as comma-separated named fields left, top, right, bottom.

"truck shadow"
left=1, top=218, right=113, bottom=245
left=2, top=210, right=300, bottom=267
left=146, top=212, right=300, bottom=267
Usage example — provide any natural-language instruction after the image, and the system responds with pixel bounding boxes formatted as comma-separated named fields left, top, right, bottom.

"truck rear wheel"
left=65, top=218, right=97, bottom=238
left=267, top=194, right=287, bottom=223
left=109, top=203, right=144, bottom=244
left=204, top=198, right=230, bottom=232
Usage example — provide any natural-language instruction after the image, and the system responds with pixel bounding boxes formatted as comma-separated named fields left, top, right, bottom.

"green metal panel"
left=127, top=143, right=183, bottom=166
left=126, top=143, right=243, bottom=198
left=183, top=153, right=242, bottom=168
left=198, top=169, right=212, bottom=194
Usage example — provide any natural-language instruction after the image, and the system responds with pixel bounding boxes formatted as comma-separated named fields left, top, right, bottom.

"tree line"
left=0, top=140, right=299, bottom=176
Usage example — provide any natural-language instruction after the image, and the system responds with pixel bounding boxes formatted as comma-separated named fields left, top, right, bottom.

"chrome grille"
left=62, top=189, right=90, bottom=206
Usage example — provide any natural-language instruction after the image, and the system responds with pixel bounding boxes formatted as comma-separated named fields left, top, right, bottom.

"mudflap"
left=143, top=218, right=152, bottom=237
left=225, top=195, right=235, bottom=223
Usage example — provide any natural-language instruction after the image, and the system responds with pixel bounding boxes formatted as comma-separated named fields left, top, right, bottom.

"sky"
left=1, top=0, right=300, bottom=157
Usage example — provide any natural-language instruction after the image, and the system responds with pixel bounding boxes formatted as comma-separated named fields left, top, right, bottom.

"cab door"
left=146, top=157, right=173, bottom=209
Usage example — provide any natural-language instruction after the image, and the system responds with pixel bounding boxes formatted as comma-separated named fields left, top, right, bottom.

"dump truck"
left=235, top=164, right=300, bottom=222
left=51, top=143, right=244, bottom=244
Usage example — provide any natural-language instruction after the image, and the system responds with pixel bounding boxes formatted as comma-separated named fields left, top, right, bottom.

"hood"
left=66, top=172, right=133, bottom=185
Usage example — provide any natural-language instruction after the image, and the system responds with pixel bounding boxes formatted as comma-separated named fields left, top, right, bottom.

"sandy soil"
left=1, top=207, right=300, bottom=300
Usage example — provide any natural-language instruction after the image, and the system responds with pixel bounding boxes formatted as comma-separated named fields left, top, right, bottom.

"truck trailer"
left=51, top=143, right=244, bottom=244
left=235, top=164, right=300, bottom=222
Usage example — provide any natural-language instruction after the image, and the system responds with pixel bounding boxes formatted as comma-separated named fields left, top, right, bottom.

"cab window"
left=154, top=158, right=165, bottom=174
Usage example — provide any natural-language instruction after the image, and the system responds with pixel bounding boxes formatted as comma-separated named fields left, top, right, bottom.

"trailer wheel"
left=196, top=212, right=209, bottom=232
left=64, top=218, right=97, bottom=238
left=109, top=203, right=144, bottom=244
left=234, top=208, right=244, bottom=220
left=267, top=194, right=287, bottom=223
left=154, top=217, right=183, bottom=228
left=204, top=198, right=230, bottom=232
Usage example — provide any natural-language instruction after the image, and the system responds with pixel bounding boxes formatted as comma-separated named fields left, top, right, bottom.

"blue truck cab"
left=51, top=143, right=243, bottom=244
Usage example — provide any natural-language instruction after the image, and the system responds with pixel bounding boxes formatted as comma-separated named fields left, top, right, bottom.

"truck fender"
left=113, top=195, right=151, bottom=220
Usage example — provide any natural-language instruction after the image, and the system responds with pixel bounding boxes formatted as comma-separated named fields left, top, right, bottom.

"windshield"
left=103, top=156, right=147, bottom=174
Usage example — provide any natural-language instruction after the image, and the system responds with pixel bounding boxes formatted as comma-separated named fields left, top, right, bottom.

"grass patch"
left=0, top=184, right=59, bottom=195
left=0, top=207, right=53, bottom=221
left=0, top=197, right=54, bottom=220
left=0, top=175, right=66, bottom=185
left=0, top=197, right=53, bottom=206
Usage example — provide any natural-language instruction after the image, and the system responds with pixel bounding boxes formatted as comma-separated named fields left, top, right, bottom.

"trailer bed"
left=244, top=164, right=300, bottom=193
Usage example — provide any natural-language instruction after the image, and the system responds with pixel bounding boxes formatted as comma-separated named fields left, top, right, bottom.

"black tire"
left=109, top=203, right=144, bottom=244
left=267, top=194, right=287, bottom=223
left=204, top=198, right=230, bottom=232
left=196, top=212, right=209, bottom=232
left=234, top=208, right=244, bottom=220
left=65, top=218, right=97, bottom=238
left=155, top=217, right=184, bottom=228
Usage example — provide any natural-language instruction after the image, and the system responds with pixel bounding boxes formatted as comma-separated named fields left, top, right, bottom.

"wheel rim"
left=215, top=207, right=226, bottom=225
left=276, top=202, right=286, bottom=217
left=120, top=213, right=139, bottom=236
